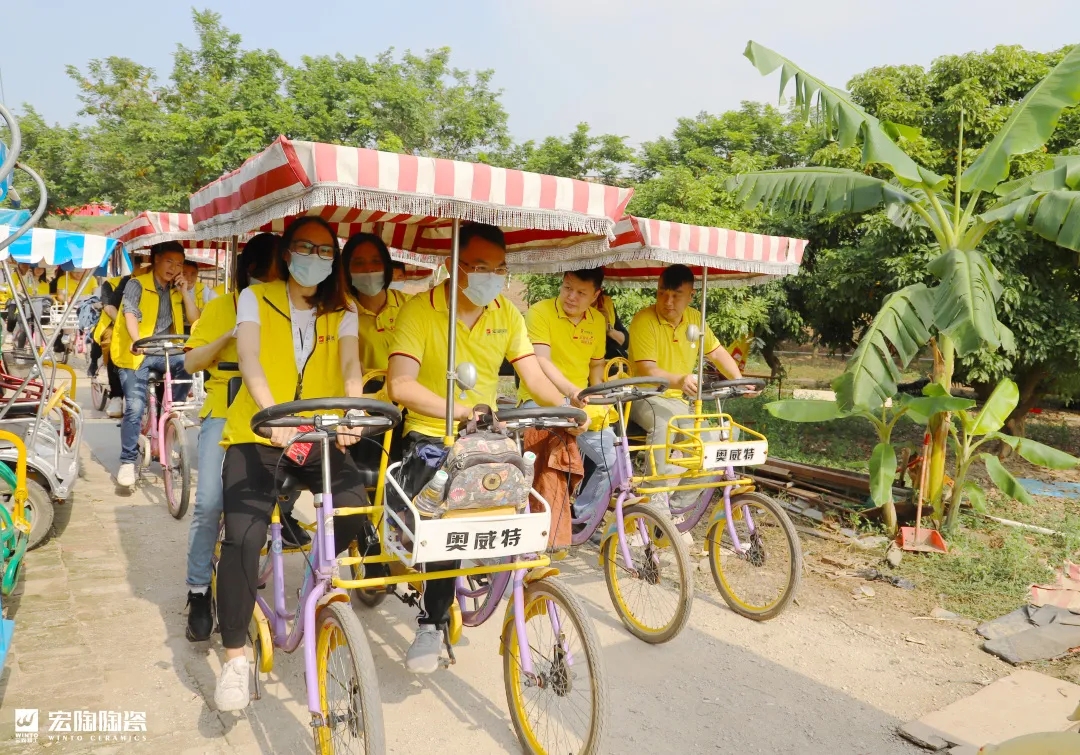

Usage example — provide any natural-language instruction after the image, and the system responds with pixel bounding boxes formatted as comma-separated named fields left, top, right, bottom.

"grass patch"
left=897, top=518, right=1080, bottom=621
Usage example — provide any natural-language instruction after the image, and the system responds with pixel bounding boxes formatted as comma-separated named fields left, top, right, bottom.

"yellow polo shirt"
left=356, top=288, right=409, bottom=374
left=517, top=297, right=604, bottom=404
left=628, top=305, right=720, bottom=399
left=186, top=293, right=238, bottom=419
left=390, top=282, right=534, bottom=437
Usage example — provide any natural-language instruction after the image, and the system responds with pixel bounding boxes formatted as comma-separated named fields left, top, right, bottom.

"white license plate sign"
left=412, top=510, right=551, bottom=563
left=701, top=440, right=769, bottom=469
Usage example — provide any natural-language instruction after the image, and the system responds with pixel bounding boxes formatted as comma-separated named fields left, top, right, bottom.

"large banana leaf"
left=728, top=168, right=917, bottom=215
left=962, top=44, right=1080, bottom=193
left=832, top=283, right=937, bottom=412
left=993, top=155, right=1080, bottom=200
left=980, top=190, right=1080, bottom=252
left=970, top=378, right=1018, bottom=435
left=926, top=249, right=1006, bottom=356
left=766, top=399, right=848, bottom=422
left=996, top=434, right=1079, bottom=470
left=744, top=41, right=945, bottom=189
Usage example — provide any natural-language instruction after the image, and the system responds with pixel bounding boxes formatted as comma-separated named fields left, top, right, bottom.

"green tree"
left=13, top=107, right=98, bottom=216
left=729, top=40, right=1080, bottom=525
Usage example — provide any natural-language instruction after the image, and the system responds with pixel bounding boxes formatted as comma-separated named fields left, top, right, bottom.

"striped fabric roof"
left=0, top=225, right=118, bottom=270
left=513, top=215, right=807, bottom=287
left=188, top=136, right=633, bottom=258
left=108, top=211, right=230, bottom=255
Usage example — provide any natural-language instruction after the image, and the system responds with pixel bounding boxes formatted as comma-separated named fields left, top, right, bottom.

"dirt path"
left=0, top=392, right=1012, bottom=754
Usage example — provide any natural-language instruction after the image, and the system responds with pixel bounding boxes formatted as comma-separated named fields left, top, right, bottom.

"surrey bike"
left=347, top=367, right=609, bottom=755
left=132, top=334, right=197, bottom=518
left=492, top=394, right=695, bottom=645
left=240, top=398, right=396, bottom=754
left=614, top=352, right=803, bottom=620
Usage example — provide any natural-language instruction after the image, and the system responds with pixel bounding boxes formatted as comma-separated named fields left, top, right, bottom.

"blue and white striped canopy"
left=0, top=224, right=118, bottom=270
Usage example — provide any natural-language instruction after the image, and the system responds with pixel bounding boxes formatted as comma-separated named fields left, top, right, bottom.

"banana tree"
left=728, top=40, right=1080, bottom=517
left=766, top=392, right=973, bottom=533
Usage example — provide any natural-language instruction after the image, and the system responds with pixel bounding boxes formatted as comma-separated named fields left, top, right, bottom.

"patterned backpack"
left=426, top=405, right=532, bottom=518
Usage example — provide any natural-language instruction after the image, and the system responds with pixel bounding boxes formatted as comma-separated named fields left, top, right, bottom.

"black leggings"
left=398, top=432, right=457, bottom=627
left=107, top=360, right=123, bottom=398
left=217, top=442, right=378, bottom=649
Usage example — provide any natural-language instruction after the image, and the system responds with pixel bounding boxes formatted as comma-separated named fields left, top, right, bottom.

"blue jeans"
left=519, top=401, right=617, bottom=521
left=186, top=416, right=225, bottom=589
left=118, top=354, right=190, bottom=464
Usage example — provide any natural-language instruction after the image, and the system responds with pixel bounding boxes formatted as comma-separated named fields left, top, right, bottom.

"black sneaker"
left=185, top=590, right=213, bottom=642
left=281, top=511, right=312, bottom=549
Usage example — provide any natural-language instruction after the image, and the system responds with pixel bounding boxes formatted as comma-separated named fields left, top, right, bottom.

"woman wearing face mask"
left=341, top=233, right=408, bottom=384
left=212, top=217, right=380, bottom=712
left=181, top=232, right=291, bottom=644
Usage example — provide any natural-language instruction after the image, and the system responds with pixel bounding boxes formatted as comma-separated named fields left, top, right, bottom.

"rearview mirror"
left=456, top=362, right=478, bottom=393
left=686, top=324, right=701, bottom=348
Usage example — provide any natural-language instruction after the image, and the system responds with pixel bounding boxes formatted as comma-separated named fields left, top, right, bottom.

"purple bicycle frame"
left=252, top=433, right=343, bottom=717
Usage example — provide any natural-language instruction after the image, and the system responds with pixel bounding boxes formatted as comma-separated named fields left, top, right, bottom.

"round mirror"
left=686, top=324, right=701, bottom=346
left=456, top=362, right=478, bottom=392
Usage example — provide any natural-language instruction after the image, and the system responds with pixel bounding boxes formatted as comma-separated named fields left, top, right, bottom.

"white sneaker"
left=405, top=625, right=442, bottom=674
left=116, top=463, right=136, bottom=488
left=214, top=656, right=250, bottom=712
left=106, top=397, right=123, bottom=418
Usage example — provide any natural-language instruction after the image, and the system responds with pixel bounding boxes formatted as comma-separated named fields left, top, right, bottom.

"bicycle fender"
left=596, top=521, right=620, bottom=567
left=249, top=602, right=274, bottom=674
left=316, top=589, right=350, bottom=612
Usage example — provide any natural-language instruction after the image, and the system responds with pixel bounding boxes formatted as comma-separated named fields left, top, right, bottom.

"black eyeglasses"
left=289, top=240, right=336, bottom=261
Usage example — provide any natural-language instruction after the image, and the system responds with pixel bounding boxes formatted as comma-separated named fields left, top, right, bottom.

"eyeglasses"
left=289, top=240, right=336, bottom=261
left=458, top=261, right=509, bottom=276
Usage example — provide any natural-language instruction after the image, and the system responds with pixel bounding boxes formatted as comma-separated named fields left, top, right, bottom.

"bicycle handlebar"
left=475, top=405, right=587, bottom=432
left=697, top=377, right=767, bottom=400
left=134, top=333, right=190, bottom=355
left=250, top=397, right=401, bottom=435
left=577, top=376, right=670, bottom=405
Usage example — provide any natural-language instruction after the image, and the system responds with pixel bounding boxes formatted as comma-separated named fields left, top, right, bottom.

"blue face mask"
left=351, top=271, right=384, bottom=297
left=288, top=255, right=333, bottom=288
left=462, top=272, right=505, bottom=307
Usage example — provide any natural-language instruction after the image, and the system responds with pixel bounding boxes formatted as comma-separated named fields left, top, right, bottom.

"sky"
left=3, top=0, right=1079, bottom=147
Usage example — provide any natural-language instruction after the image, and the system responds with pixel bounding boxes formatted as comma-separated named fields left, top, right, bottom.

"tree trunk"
left=927, top=337, right=954, bottom=527
left=762, top=340, right=784, bottom=382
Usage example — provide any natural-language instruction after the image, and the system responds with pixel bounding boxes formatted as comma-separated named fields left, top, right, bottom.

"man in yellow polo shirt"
left=518, top=268, right=615, bottom=541
left=628, top=264, right=746, bottom=504
left=387, top=222, right=564, bottom=675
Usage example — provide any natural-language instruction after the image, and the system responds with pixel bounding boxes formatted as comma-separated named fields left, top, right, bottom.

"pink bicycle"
left=133, top=334, right=195, bottom=519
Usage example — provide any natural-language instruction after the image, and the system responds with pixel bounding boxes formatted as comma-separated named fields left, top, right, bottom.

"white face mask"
left=462, top=272, right=506, bottom=307
left=351, top=271, right=385, bottom=297
left=388, top=281, right=407, bottom=291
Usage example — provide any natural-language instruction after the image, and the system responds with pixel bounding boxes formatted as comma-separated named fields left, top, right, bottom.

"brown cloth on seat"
left=523, top=427, right=583, bottom=549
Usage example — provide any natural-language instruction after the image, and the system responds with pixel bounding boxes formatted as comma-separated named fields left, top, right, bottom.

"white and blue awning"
left=0, top=224, right=118, bottom=270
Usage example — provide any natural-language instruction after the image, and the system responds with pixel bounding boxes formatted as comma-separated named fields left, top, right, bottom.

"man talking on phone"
left=112, top=241, right=199, bottom=488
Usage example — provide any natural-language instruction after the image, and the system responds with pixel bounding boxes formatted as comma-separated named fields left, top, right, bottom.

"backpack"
left=77, top=297, right=101, bottom=332
left=427, top=405, right=532, bottom=518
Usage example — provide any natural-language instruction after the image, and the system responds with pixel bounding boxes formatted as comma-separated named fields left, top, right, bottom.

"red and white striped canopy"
left=188, top=136, right=633, bottom=259
left=514, top=215, right=807, bottom=287
left=108, top=211, right=229, bottom=264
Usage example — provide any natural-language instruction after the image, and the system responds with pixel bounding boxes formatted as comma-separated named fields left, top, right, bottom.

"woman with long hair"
left=212, top=217, right=377, bottom=712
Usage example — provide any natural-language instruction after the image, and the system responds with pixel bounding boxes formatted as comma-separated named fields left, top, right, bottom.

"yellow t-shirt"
left=517, top=297, right=604, bottom=403
left=390, top=282, right=534, bottom=438
left=356, top=288, right=409, bottom=376
left=628, top=305, right=721, bottom=399
left=54, top=273, right=86, bottom=300
left=186, top=293, right=238, bottom=419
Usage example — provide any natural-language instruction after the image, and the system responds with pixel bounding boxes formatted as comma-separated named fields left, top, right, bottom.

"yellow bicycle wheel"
left=603, top=501, right=694, bottom=643
left=708, top=492, right=803, bottom=621
left=503, top=577, right=607, bottom=754
left=313, top=601, right=384, bottom=754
